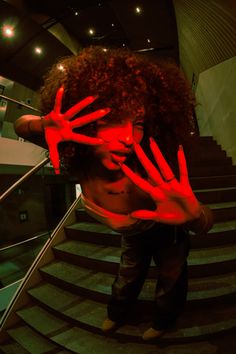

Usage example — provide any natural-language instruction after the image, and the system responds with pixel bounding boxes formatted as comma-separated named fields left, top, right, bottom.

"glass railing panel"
left=0, top=157, right=77, bottom=290
left=0, top=233, right=49, bottom=288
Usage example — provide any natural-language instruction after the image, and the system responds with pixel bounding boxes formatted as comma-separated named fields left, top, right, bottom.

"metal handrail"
left=0, top=231, right=51, bottom=253
left=0, top=94, right=41, bottom=113
left=0, top=156, right=50, bottom=203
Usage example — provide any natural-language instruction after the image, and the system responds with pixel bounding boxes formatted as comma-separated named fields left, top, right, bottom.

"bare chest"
left=82, top=177, right=155, bottom=214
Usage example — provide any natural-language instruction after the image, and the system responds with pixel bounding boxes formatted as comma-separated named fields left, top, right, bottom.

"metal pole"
left=0, top=94, right=41, bottom=113
left=0, top=156, right=50, bottom=203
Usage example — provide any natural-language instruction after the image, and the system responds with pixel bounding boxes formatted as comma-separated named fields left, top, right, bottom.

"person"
left=14, top=46, right=213, bottom=341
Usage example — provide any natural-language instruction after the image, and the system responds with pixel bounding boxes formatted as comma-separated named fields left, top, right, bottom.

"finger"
left=54, top=87, right=64, bottom=115
left=120, top=163, right=165, bottom=200
left=177, top=145, right=189, bottom=185
left=130, top=210, right=159, bottom=220
left=149, top=137, right=175, bottom=181
left=134, top=142, right=163, bottom=185
left=68, top=132, right=104, bottom=145
left=49, top=143, right=60, bottom=174
left=64, top=95, right=99, bottom=120
left=70, top=108, right=111, bottom=128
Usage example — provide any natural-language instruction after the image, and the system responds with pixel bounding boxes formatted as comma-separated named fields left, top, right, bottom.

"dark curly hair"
left=40, top=46, right=197, bottom=179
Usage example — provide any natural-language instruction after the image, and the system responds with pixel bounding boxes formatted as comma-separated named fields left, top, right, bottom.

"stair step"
left=17, top=305, right=69, bottom=337
left=14, top=304, right=162, bottom=351
left=191, top=220, right=236, bottom=247
left=189, top=165, right=236, bottom=177
left=65, top=222, right=121, bottom=247
left=195, top=187, right=236, bottom=203
left=27, top=283, right=236, bottom=344
left=7, top=324, right=59, bottom=353
left=66, top=219, right=236, bottom=249
left=190, top=175, right=236, bottom=189
left=187, top=156, right=233, bottom=166
left=39, top=260, right=236, bottom=306
left=0, top=340, right=29, bottom=354
left=53, top=239, right=236, bottom=277
left=209, top=202, right=236, bottom=222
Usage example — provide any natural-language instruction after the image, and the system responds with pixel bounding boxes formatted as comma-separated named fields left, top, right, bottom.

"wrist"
left=185, top=205, right=213, bottom=235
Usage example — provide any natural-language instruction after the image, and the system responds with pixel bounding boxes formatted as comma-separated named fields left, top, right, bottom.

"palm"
left=120, top=139, right=201, bottom=225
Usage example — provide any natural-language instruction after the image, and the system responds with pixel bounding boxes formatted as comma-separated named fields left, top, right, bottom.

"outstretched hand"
left=43, top=87, right=110, bottom=174
left=120, top=138, right=201, bottom=225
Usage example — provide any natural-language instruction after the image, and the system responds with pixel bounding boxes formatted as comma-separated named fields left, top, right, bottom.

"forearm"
left=14, top=115, right=46, bottom=147
left=185, top=204, right=213, bottom=235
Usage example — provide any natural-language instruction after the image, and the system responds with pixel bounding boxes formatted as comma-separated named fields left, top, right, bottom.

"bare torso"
left=81, top=175, right=155, bottom=214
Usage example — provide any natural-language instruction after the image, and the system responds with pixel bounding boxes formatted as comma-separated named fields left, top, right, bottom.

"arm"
left=14, top=115, right=46, bottom=147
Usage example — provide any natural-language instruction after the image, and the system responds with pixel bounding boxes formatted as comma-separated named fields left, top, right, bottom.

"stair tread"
left=7, top=324, right=59, bottom=353
left=68, top=219, right=236, bottom=236
left=194, top=186, right=236, bottom=192
left=207, top=201, right=236, bottom=209
left=17, top=305, right=69, bottom=336
left=208, top=220, right=236, bottom=232
left=67, top=221, right=119, bottom=235
left=0, top=340, right=29, bottom=354
left=54, top=239, right=236, bottom=267
left=27, top=283, right=236, bottom=341
left=40, top=260, right=236, bottom=302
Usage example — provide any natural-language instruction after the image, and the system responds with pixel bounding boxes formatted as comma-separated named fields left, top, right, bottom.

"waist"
left=80, top=194, right=155, bottom=235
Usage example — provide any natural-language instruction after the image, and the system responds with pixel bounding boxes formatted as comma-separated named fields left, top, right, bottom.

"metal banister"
left=0, top=94, right=41, bottom=113
left=0, top=156, right=50, bottom=203
left=0, top=231, right=51, bottom=252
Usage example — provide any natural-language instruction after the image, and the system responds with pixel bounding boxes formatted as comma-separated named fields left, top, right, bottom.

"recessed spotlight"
left=102, top=48, right=108, bottom=52
left=74, top=11, right=79, bottom=16
left=2, top=25, right=14, bottom=38
left=135, top=6, right=142, bottom=14
left=88, top=28, right=95, bottom=36
left=147, top=38, right=151, bottom=43
left=122, top=43, right=126, bottom=47
left=34, top=47, right=42, bottom=55
left=111, top=23, right=115, bottom=27
left=57, top=64, right=65, bottom=71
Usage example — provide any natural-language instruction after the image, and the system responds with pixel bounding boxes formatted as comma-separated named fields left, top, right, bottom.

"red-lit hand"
left=43, top=87, right=110, bottom=174
left=120, top=138, right=201, bottom=224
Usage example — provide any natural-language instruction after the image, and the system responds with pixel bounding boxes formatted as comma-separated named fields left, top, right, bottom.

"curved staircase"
left=0, top=136, right=236, bottom=353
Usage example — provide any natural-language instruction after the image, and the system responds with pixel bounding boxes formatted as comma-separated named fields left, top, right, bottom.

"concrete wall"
left=0, top=138, right=46, bottom=166
left=195, top=56, right=236, bottom=163
left=173, top=0, right=236, bottom=83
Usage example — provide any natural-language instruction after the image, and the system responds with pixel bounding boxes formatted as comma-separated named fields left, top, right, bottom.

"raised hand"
left=120, top=138, right=201, bottom=225
left=43, top=87, right=110, bottom=174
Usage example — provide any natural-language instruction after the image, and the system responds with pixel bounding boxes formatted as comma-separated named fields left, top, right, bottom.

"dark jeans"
left=107, top=223, right=190, bottom=330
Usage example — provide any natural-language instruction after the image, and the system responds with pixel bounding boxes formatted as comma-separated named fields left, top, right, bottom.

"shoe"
left=102, top=318, right=118, bottom=333
left=142, top=327, right=165, bottom=341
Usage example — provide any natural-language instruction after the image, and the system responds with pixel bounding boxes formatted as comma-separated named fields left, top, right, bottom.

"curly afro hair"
left=40, top=46, right=197, bottom=178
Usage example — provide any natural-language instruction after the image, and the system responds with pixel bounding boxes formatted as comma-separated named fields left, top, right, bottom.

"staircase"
left=1, top=136, right=236, bottom=354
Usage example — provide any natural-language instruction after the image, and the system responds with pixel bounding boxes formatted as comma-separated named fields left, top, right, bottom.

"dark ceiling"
left=0, top=0, right=179, bottom=90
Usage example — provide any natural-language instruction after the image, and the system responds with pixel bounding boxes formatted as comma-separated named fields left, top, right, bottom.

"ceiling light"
left=147, top=38, right=151, bottom=43
left=57, top=64, right=65, bottom=71
left=2, top=25, right=14, bottom=38
left=102, top=48, right=108, bottom=52
left=34, top=47, right=42, bottom=55
left=88, top=28, right=95, bottom=36
left=135, top=6, right=142, bottom=14
left=74, top=12, right=79, bottom=16
left=111, top=23, right=115, bottom=27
